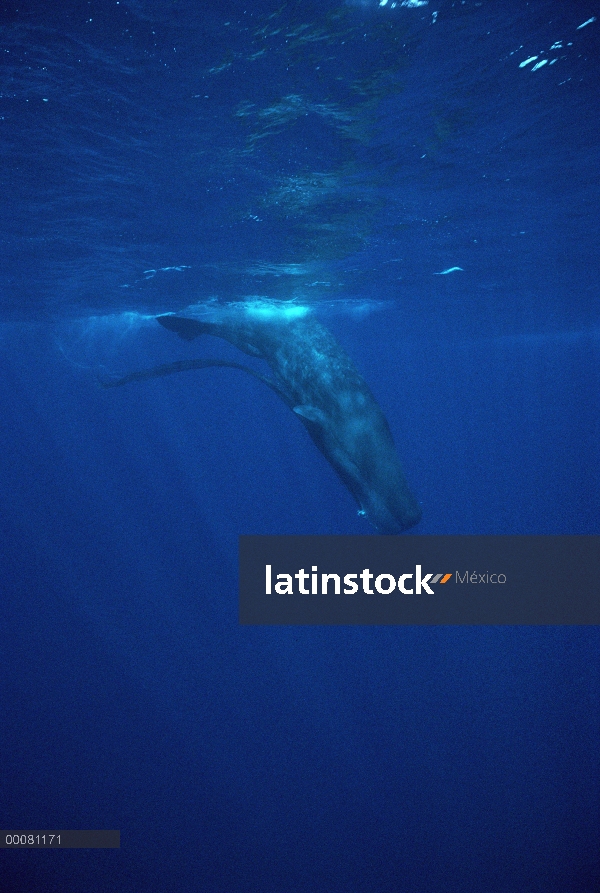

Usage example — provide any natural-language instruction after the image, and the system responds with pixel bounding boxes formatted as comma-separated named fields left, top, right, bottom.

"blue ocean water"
left=0, top=1, right=598, bottom=890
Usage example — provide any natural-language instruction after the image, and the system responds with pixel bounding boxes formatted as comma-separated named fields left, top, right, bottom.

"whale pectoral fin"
left=156, top=315, right=212, bottom=341
left=293, top=404, right=328, bottom=426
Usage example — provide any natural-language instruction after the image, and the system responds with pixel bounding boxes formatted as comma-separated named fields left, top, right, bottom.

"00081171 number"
left=5, top=833, right=61, bottom=845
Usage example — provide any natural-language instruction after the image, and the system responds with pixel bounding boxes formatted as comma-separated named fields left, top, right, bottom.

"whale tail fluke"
left=100, top=358, right=238, bottom=388
left=99, top=357, right=288, bottom=403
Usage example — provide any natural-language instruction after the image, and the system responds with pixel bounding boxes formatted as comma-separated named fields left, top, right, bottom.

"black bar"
left=0, top=831, right=120, bottom=848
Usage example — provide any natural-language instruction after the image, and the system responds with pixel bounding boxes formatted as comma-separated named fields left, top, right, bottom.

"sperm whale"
left=104, top=305, right=421, bottom=533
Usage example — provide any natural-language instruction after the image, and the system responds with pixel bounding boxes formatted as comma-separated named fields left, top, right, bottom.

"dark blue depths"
left=0, top=1, right=599, bottom=890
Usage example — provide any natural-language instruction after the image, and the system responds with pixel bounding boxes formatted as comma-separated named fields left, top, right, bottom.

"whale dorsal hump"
left=157, top=315, right=210, bottom=341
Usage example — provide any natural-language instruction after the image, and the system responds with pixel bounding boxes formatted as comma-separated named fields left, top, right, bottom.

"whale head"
left=294, top=396, right=421, bottom=534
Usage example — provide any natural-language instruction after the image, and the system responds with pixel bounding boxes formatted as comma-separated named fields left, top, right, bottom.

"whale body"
left=105, top=307, right=421, bottom=533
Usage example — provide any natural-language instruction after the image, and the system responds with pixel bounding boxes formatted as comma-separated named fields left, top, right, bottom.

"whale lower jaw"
left=322, top=426, right=422, bottom=534
left=363, top=500, right=422, bottom=534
